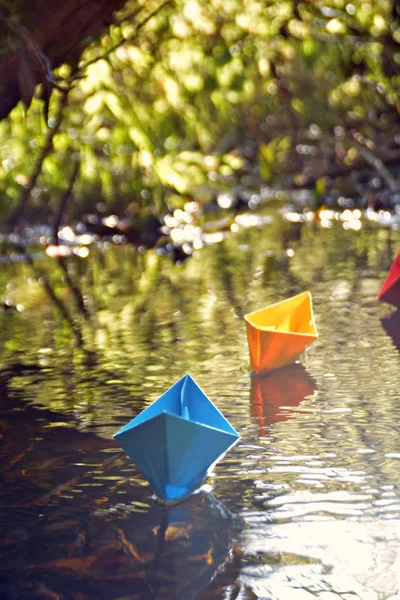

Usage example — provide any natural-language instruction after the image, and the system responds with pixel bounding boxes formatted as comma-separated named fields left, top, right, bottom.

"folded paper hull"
left=113, top=374, right=239, bottom=502
left=377, top=253, right=400, bottom=308
left=245, top=291, right=317, bottom=373
left=115, top=412, right=238, bottom=501
left=246, top=324, right=315, bottom=372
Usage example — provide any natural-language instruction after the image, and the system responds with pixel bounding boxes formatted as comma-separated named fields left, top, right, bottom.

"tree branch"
left=78, top=0, right=173, bottom=73
left=53, top=157, right=80, bottom=244
left=7, top=84, right=71, bottom=228
left=349, top=135, right=399, bottom=193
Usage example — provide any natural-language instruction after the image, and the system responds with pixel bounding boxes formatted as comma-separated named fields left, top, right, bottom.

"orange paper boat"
left=377, top=252, right=400, bottom=308
left=250, top=364, right=317, bottom=437
left=244, top=291, right=317, bottom=373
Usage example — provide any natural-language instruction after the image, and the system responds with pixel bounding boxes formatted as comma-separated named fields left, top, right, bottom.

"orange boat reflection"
left=377, top=252, right=400, bottom=308
left=244, top=291, right=318, bottom=373
left=250, top=363, right=318, bottom=437
left=381, top=310, right=400, bottom=352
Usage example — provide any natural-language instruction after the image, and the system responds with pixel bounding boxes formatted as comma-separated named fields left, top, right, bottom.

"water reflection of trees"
left=1, top=219, right=400, bottom=479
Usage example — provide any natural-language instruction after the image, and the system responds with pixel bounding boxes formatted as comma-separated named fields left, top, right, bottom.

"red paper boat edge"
left=377, top=253, right=400, bottom=308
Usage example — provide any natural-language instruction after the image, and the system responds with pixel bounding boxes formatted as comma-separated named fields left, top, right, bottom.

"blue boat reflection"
left=116, top=489, right=238, bottom=599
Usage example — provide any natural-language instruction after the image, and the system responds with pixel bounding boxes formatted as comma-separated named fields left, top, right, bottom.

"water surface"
left=1, top=214, right=399, bottom=599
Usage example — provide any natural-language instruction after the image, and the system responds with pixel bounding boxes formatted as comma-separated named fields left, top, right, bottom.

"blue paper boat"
left=113, top=374, right=239, bottom=502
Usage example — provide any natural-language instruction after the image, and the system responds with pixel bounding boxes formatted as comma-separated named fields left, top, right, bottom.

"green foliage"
left=0, top=0, right=399, bottom=219
left=259, top=137, right=291, bottom=182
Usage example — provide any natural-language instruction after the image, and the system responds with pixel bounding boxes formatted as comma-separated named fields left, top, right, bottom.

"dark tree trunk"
left=0, top=0, right=127, bottom=120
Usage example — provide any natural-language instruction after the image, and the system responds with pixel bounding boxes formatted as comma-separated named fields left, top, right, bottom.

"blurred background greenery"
left=0, top=0, right=399, bottom=225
